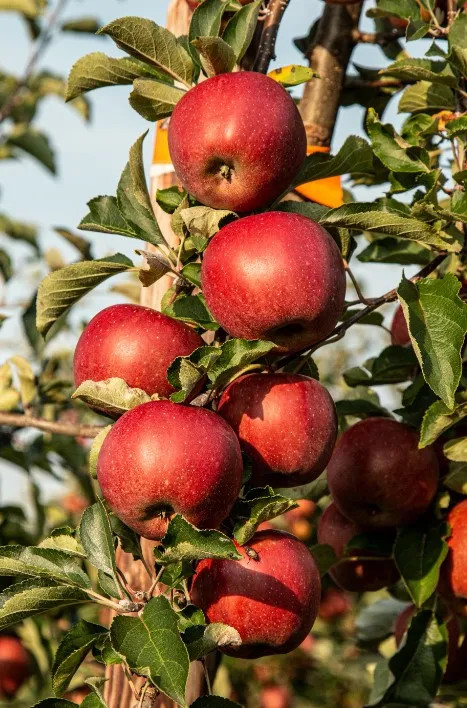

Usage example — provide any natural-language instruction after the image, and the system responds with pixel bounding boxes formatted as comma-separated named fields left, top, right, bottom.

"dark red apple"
left=327, top=418, right=439, bottom=529
left=317, top=502, right=399, bottom=592
left=191, top=529, right=321, bottom=658
left=168, top=72, right=306, bottom=212
left=390, top=305, right=410, bottom=347
left=0, top=635, right=30, bottom=698
left=217, top=373, right=337, bottom=487
left=318, top=588, right=352, bottom=620
left=97, top=400, right=243, bottom=540
left=201, top=212, right=346, bottom=353
left=74, top=304, right=203, bottom=407
left=440, top=501, right=467, bottom=608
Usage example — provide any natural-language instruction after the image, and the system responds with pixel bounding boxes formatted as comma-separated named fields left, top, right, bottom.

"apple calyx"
left=219, top=163, right=234, bottom=182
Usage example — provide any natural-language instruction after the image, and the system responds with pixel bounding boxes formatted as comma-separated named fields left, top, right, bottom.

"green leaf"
left=335, top=398, right=389, bottom=420
left=81, top=677, right=108, bottom=707
left=32, top=700, right=76, bottom=707
left=39, top=529, right=85, bottom=558
left=110, top=596, right=189, bottom=705
left=397, top=274, right=467, bottom=409
left=184, top=623, right=242, bottom=661
left=383, top=58, right=457, bottom=86
left=52, top=620, right=108, bottom=696
left=129, top=79, right=185, bottom=121
left=192, top=36, right=236, bottom=77
left=61, top=17, right=101, bottom=34
left=420, top=397, right=467, bottom=447
left=292, top=135, right=374, bottom=189
left=356, top=598, right=410, bottom=643
left=232, top=487, right=297, bottom=545
left=80, top=500, right=120, bottom=598
left=181, top=262, right=201, bottom=288
left=366, top=108, right=430, bottom=174
left=189, top=0, right=227, bottom=65
left=167, top=345, right=219, bottom=403
left=448, top=13, right=467, bottom=78
left=110, top=516, right=144, bottom=563
left=137, top=249, right=172, bottom=287
left=0, top=0, right=40, bottom=17
left=368, top=0, right=420, bottom=20
left=357, top=237, right=431, bottom=265
left=394, top=524, right=449, bottom=607
left=54, top=227, right=92, bottom=259
left=156, top=186, right=186, bottom=214
left=399, top=81, right=455, bottom=114
left=0, top=579, right=88, bottom=631
left=8, top=355, right=36, bottom=407
left=36, top=254, right=132, bottom=337
left=444, top=463, right=467, bottom=494
left=164, top=293, right=219, bottom=331
left=180, top=206, right=236, bottom=252
left=72, top=378, right=154, bottom=419
left=222, top=0, right=262, bottom=61
left=446, top=115, right=467, bottom=139
left=154, top=515, right=241, bottom=565
left=0, top=546, right=91, bottom=588
left=206, top=338, right=275, bottom=390
left=449, top=190, right=467, bottom=223
left=7, top=126, right=55, bottom=173
left=89, top=426, right=112, bottom=480
left=0, top=212, right=38, bottom=250
left=79, top=196, right=138, bottom=239
left=343, top=346, right=418, bottom=387
left=98, top=17, right=193, bottom=87
left=443, top=437, right=467, bottom=462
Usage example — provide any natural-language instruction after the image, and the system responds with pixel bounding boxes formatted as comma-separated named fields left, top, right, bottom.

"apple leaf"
left=448, top=13, right=467, bottom=78
left=397, top=274, right=467, bottom=410
left=181, top=262, right=201, bottom=288
left=183, top=623, right=241, bottom=661
left=154, top=515, right=241, bottom=565
left=89, top=426, right=112, bottom=480
left=129, top=79, right=185, bottom=121
left=443, top=437, right=467, bottom=462
left=382, top=58, right=457, bottom=86
left=39, top=529, right=85, bottom=558
left=0, top=546, right=91, bottom=588
left=393, top=523, right=449, bottom=607
left=79, top=196, right=139, bottom=239
left=0, top=579, right=88, bottom=631
left=71, top=378, right=156, bottom=419
left=188, top=0, right=228, bottom=65
left=36, top=254, right=133, bottom=337
left=335, top=398, right=389, bottom=420
left=356, top=598, right=410, bottom=643
left=32, top=700, right=76, bottom=707
left=156, top=186, right=186, bottom=214
left=79, top=500, right=120, bottom=599
left=110, top=596, right=189, bottom=706
left=420, top=397, right=467, bottom=447
left=366, top=108, right=430, bottom=174
left=98, top=17, right=194, bottom=86
left=268, top=64, right=318, bottom=88
left=367, top=0, right=420, bottom=21
left=192, top=37, right=236, bottom=77
left=232, top=487, right=298, bottom=545
left=136, top=249, right=172, bottom=287
left=163, top=293, right=219, bottom=331
left=52, top=620, right=108, bottom=696
left=343, top=346, right=418, bottom=388
left=180, top=206, right=236, bottom=252
left=206, top=338, right=276, bottom=390
left=109, top=515, right=144, bottom=563
left=7, top=126, right=56, bottom=174
left=291, top=135, right=374, bottom=189
left=81, top=677, right=108, bottom=707
left=222, top=0, right=262, bottom=61
left=444, top=463, right=467, bottom=494
left=0, top=0, right=41, bottom=17
left=446, top=115, right=467, bottom=140
left=167, top=345, right=220, bottom=403
left=398, top=81, right=455, bottom=114
left=357, top=237, right=431, bottom=265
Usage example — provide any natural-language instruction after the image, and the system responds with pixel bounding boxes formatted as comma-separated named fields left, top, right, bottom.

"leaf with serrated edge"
left=129, top=79, right=185, bottom=121
left=52, top=620, right=108, bottom=696
left=420, top=398, right=467, bottom=448
left=72, top=378, right=153, bottom=418
left=0, top=546, right=91, bottom=588
left=189, top=0, right=228, bottom=65
left=222, top=0, right=262, bottom=61
left=207, top=338, right=275, bottom=389
left=39, top=530, right=85, bottom=558
left=110, top=596, right=189, bottom=705
left=366, top=108, right=429, bottom=174
left=154, top=515, right=241, bottom=565
left=79, top=196, right=138, bottom=238
left=382, top=58, right=457, bottom=86
left=184, top=623, right=241, bottom=661
left=292, top=136, right=374, bottom=189
left=192, top=37, right=236, bottom=77
left=394, top=524, right=449, bottom=607
left=233, top=487, right=297, bottom=545
left=80, top=500, right=120, bottom=598
left=443, top=437, right=467, bottom=462
left=0, top=579, right=88, bottom=631
left=117, top=163, right=165, bottom=247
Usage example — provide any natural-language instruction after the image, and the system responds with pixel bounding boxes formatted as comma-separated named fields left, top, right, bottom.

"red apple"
left=318, top=587, right=352, bottom=620
left=0, top=635, right=30, bottom=698
left=390, top=305, right=410, bottom=347
left=201, top=212, right=346, bottom=353
left=217, top=373, right=337, bottom=487
left=74, top=304, right=203, bottom=411
left=259, top=684, right=292, bottom=708
left=97, top=400, right=243, bottom=540
left=440, top=501, right=467, bottom=607
left=327, top=418, right=439, bottom=529
left=317, top=502, right=399, bottom=592
left=191, top=529, right=321, bottom=658
left=168, top=72, right=306, bottom=212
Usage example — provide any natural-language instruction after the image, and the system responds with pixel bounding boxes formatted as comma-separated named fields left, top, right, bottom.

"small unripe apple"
left=327, top=418, right=439, bottom=529
left=202, top=212, right=346, bottom=353
left=168, top=72, right=306, bottom=212
left=191, top=529, right=321, bottom=658
left=390, top=305, right=410, bottom=347
left=217, top=373, right=337, bottom=487
left=97, top=400, right=243, bottom=540
left=74, top=304, right=203, bottom=409
left=317, top=502, right=399, bottom=592
left=0, top=635, right=30, bottom=698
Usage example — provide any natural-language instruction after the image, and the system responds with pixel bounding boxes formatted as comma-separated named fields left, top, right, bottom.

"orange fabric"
left=295, top=145, right=344, bottom=208
left=152, top=120, right=171, bottom=164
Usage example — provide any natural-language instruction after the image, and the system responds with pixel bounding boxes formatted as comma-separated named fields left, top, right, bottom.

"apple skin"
left=317, top=502, right=399, bottom=592
left=168, top=73, right=306, bottom=213
left=390, top=305, right=410, bottom=347
left=259, top=685, right=292, bottom=708
left=327, top=417, right=439, bottom=529
left=440, top=501, right=467, bottom=608
left=74, top=304, right=203, bottom=410
left=97, top=400, right=243, bottom=540
left=0, top=635, right=30, bottom=698
left=201, top=212, right=346, bottom=353
left=394, top=605, right=467, bottom=683
left=217, top=373, right=337, bottom=487
left=191, top=529, right=321, bottom=658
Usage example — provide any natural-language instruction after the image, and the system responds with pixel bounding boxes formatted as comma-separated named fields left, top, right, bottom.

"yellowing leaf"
left=268, top=65, right=318, bottom=88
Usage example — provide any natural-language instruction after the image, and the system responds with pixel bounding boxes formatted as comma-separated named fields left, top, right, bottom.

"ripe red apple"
left=259, top=684, right=292, bottom=708
left=327, top=418, right=439, bottom=529
left=74, top=304, right=203, bottom=410
left=191, top=529, right=321, bottom=658
left=168, top=72, right=306, bottom=212
left=440, top=500, right=467, bottom=607
left=201, top=212, right=346, bottom=353
left=390, top=305, right=410, bottom=347
left=394, top=605, right=467, bottom=683
left=317, top=502, right=399, bottom=592
left=97, top=400, right=243, bottom=540
left=0, top=635, right=30, bottom=698
left=217, top=373, right=337, bottom=487
left=318, top=588, right=352, bottom=620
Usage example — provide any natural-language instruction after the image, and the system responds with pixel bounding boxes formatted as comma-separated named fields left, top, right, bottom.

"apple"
left=201, top=212, right=346, bottom=353
left=318, top=588, right=352, bottom=620
left=74, top=304, right=203, bottom=411
left=0, top=635, right=30, bottom=698
left=191, top=529, right=321, bottom=658
left=394, top=605, right=467, bottom=683
left=317, top=502, right=399, bottom=592
left=440, top=500, right=467, bottom=608
left=168, top=72, right=306, bottom=212
left=390, top=305, right=410, bottom=347
left=97, top=400, right=243, bottom=540
left=327, top=418, right=439, bottom=528
left=217, top=373, right=337, bottom=487
left=259, top=684, right=292, bottom=708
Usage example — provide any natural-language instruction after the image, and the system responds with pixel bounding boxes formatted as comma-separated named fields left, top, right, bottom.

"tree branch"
left=253, top=0, right=291, bottom=74
left=0, top=412, right=103, bottom=438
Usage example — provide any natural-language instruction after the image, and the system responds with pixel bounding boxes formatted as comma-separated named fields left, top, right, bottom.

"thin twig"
left=123, top=665, right=139, bottom=701
left=345, top=262, right=371, bottom=305
left=254, top=0, right=291, bottom=74
left=351, top=29, right=405, bottom=45
left=202, top=659, right=212, bottom=696
left=0, top=411, right=104, bottom=438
